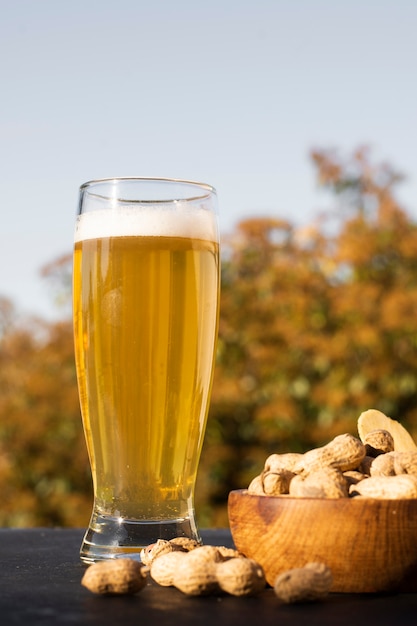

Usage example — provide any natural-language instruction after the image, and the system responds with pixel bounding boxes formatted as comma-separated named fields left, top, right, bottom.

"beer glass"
left=73, top=178, right=220, bottom=563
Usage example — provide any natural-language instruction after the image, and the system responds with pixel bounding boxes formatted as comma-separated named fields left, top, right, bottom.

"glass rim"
left=79, top=177, right=217, bottom=204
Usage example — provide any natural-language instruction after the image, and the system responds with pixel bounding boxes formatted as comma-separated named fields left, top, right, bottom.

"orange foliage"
left=0, top=305, right=91, bottom=526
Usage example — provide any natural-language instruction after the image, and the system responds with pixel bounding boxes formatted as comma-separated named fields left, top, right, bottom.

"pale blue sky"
left=1, top=0, right=417, bottom=319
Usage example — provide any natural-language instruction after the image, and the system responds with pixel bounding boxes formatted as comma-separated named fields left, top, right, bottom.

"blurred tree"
left=1, top=147, right=417, bottom=528
left=0, top=310, right=91, bottom=526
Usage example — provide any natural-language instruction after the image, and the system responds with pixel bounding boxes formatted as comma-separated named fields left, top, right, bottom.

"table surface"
left=1, top=528, right=417, bottom=625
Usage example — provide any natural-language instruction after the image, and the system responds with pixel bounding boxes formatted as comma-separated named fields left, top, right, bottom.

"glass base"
left=80, top=511, right=202, bottom=564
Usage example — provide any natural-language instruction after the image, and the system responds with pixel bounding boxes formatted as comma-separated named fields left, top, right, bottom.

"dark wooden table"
left=1, top=527, right=417, bottom=625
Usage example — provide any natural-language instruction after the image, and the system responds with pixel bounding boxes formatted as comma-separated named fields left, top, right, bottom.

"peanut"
left=363, top=429, right=395, bottom=457
left=262, top=468, right=294, bottom=495
left=182, top=544, right=225, bottom=563
left=248, top=474, right=265, bottom=495
left=168, top=537, right=200, bottom=552
left=274, top=562, right=333, bottom=604
left=293, top=434, right=366, bottom=475
left=264, top=452, right=304, bottom=473
left=393, top=451, right=417, bottom=475
left=248, top=453, right=302, bottom=496
left=349, top=474, right=417, bottom=499
left=140, top=539, right=176, bottom=566
left=140, top=536, right=199, bottom=566
left=289, top=468, right=348, bottom=499
left=81, top=559, right=148, bottom=595
left=370, top=451, right=397, bottom=477
left=216, top=557, right=266, bottom=597
left=217, top=546, right=242, bottom=559
left=173, top=548, right=220, bottom=596
left=150, top=550, right=187, bottom=586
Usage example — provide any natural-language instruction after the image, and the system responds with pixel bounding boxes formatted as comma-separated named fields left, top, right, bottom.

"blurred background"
left=1, top=0, right=417, bottom=528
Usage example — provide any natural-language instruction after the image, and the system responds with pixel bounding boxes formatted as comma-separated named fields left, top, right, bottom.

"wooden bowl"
left=228, top=490, right=417, bottom=593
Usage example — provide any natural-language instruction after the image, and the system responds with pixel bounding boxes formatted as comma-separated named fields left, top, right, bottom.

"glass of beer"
left=73, top=178, right=220, bottom=563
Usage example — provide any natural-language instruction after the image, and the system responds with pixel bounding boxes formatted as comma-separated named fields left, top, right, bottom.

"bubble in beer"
left=101, top=288, right=122, bottom=328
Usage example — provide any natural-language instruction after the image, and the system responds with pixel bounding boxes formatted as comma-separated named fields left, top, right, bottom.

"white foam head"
left=74, top=204, right=218, bottom=243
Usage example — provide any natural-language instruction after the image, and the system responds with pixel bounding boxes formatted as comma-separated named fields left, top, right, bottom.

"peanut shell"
left=81, top=559, right=147, bottom=595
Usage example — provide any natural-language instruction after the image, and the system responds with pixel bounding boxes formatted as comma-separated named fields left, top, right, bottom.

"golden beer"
left=73, top=179, right=219, bottom=562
